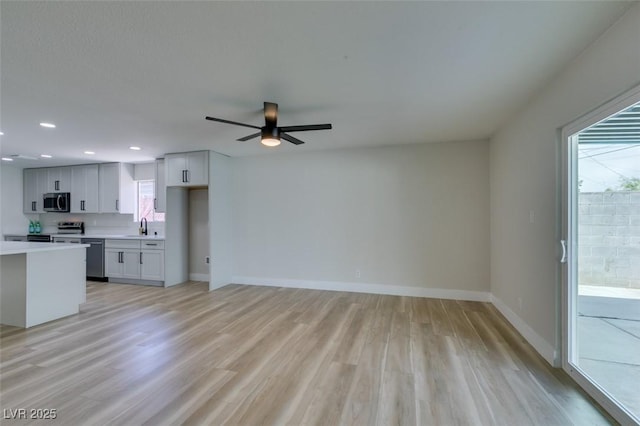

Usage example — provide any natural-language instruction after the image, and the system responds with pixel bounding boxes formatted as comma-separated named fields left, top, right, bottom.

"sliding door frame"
left=560, top=83, right=640, bottom=425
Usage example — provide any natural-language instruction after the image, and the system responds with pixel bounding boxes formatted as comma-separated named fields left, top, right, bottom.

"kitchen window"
left=137, top=180, right=164, bottom=222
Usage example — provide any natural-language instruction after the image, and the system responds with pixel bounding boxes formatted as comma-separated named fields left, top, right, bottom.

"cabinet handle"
left=140, top=252, right=143, bottom=264
left=182, top=170, right=186, bottom=183
left=32, top=201, right=36, bottom=211
left=145, top=243, right=158, bottom=246
left=154, top=198, right=157, bottom=210
left=115, top=200, right=119, bottom=211
left=118, top=251, right=123, bottom=263
left=55, top=180, right=59, bottom=191
left=185, top=169, right=189, bottom=183
left=81, top=200, right=85, bottom=211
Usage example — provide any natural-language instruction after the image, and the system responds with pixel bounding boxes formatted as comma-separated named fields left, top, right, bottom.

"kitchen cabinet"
left=52, top=236, right=83, bottom=244
left=46, top=167, right=71, bottom=192
left=99, top=163, right=135, bottom=214
left=23, top=168, right=48, bottom=213
left=154, top=159, right=166, bottom=213
left=105, top=239, right=164, bottom=284
left=105, top=248, right=140, bottom=279
left=165, top=151, right=209, bottom=187
left=70, top=164, right=99, bottom=213
left=140, top=249, right=164, bottom=281
left=5, top=236, right=28, bottom=242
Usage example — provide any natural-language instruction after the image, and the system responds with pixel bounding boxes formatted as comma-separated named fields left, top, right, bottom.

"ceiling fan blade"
left=205, top=116, right=261, bottom=129
left=281, top=133, right=305, bottom=145
left=278, top=124, right=332, bottom=133
left=237, top=132, right=261, bottom=142
left=264, top=102, right=278, bottom=127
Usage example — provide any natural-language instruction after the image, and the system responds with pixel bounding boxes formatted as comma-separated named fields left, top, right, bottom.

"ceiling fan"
left=206, top=102, right=332, bottom=147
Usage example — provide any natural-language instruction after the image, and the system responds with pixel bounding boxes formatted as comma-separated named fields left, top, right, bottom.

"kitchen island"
left=0, top=241, right=88, bottom=328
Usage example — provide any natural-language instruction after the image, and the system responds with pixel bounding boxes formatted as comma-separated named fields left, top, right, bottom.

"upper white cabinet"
left=165, top=151, right=209, bottom=187
left=99, top=163, right=135, bottom=214
left=24, top=166, right=72, bottom=213
left=46, top=167, right=71, bottom=192
left=70, top=164, right=99, bottom=213
left=154, top=159, right=166, bottom=213
left=23, top=168, right=48, bottom=213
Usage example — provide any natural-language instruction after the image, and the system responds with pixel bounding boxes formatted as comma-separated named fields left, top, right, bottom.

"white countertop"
left=0, top=241, right=90, bottom=255
left=5, top=234, right=165, bottom=240
left=58, top=234, right=165, bottom=240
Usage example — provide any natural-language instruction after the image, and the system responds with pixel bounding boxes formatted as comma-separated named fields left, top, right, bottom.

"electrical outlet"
left=355, top=269, right=361, bottom=279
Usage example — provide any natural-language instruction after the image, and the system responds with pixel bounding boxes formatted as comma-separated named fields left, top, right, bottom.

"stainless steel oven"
left=43, top=192, right=70, bottom=212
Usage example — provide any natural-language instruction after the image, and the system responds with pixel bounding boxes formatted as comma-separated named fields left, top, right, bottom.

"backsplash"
left=37, top=213, right=165, bottom=236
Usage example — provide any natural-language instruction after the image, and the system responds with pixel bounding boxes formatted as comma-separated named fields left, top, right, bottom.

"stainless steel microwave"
left=43, top=192, right=70, bottom=212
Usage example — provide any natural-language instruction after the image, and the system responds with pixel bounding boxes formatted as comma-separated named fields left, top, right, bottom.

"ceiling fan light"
left=261, top=137, right=281, bottom=147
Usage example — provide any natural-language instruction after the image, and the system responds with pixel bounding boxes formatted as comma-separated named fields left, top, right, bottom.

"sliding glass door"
left=562, top=87, right=640, bottom=425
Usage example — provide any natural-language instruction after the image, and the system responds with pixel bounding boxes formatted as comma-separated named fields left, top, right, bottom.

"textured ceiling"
left=0, top=1, right=633, bottom=167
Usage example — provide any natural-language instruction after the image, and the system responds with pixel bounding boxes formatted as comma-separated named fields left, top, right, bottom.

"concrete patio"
left=577, top=286, right=640, bottom=419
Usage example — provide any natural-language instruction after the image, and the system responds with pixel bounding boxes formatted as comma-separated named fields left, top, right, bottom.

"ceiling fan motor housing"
left=262, top=126, right=280, bottom=140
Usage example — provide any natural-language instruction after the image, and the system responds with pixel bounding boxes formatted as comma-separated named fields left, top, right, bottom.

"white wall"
left=1, top=164, right=36, bottom=235
left=490, top=3, right=640, bottom=365
left=232, top=141, right=490, bottom=298
left=209, top=151, right=233, bottom=291
left=165, top=187, right=189, bottom=286
left=189, top=188, right=209, bottom=280
left=133, top=162, right=155, bottom=181
left=39, top=212, right=164, bottom=236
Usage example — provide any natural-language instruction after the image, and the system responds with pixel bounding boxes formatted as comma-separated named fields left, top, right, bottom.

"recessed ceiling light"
left=40, top=154, right=52, bottom=158
left=84, top=151, right=95, bottom=155
left=1, top=157, right=13, bottom=162
left=40, top=122, right=56, bottom=128
left=129, top=146, right=141, bottom=151
left=0, top=131, right=4, bottom=136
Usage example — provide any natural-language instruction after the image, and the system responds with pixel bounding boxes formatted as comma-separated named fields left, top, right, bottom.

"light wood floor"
left=1, top=281, right=613, bottom=425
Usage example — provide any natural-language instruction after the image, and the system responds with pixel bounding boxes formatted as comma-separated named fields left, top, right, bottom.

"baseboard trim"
left=231, top=276, right=491, bottom=302
left=490, top=294, right=558, bottom=367
left=189, top=273, right=210, bottom=282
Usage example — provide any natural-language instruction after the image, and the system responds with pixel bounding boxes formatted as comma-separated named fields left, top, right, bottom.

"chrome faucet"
left=140, top=217, right=148, bottom=235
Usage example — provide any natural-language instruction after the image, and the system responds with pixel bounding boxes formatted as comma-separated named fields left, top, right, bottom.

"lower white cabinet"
left=105, top=249, right=141, bottom=279
left=140, top=249, right=164, bottom=280
left=105, top=239, right=164, bottom=284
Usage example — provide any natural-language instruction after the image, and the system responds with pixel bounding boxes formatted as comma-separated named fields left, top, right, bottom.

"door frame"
left=560, top=83, right=640, bottom=425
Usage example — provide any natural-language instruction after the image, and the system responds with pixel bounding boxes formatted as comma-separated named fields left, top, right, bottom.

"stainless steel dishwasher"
left=82, top=238, right=106, bottom=280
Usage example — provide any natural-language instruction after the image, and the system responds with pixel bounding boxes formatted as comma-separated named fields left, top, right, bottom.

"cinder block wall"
left=579, top=191, right=640, bottom=289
